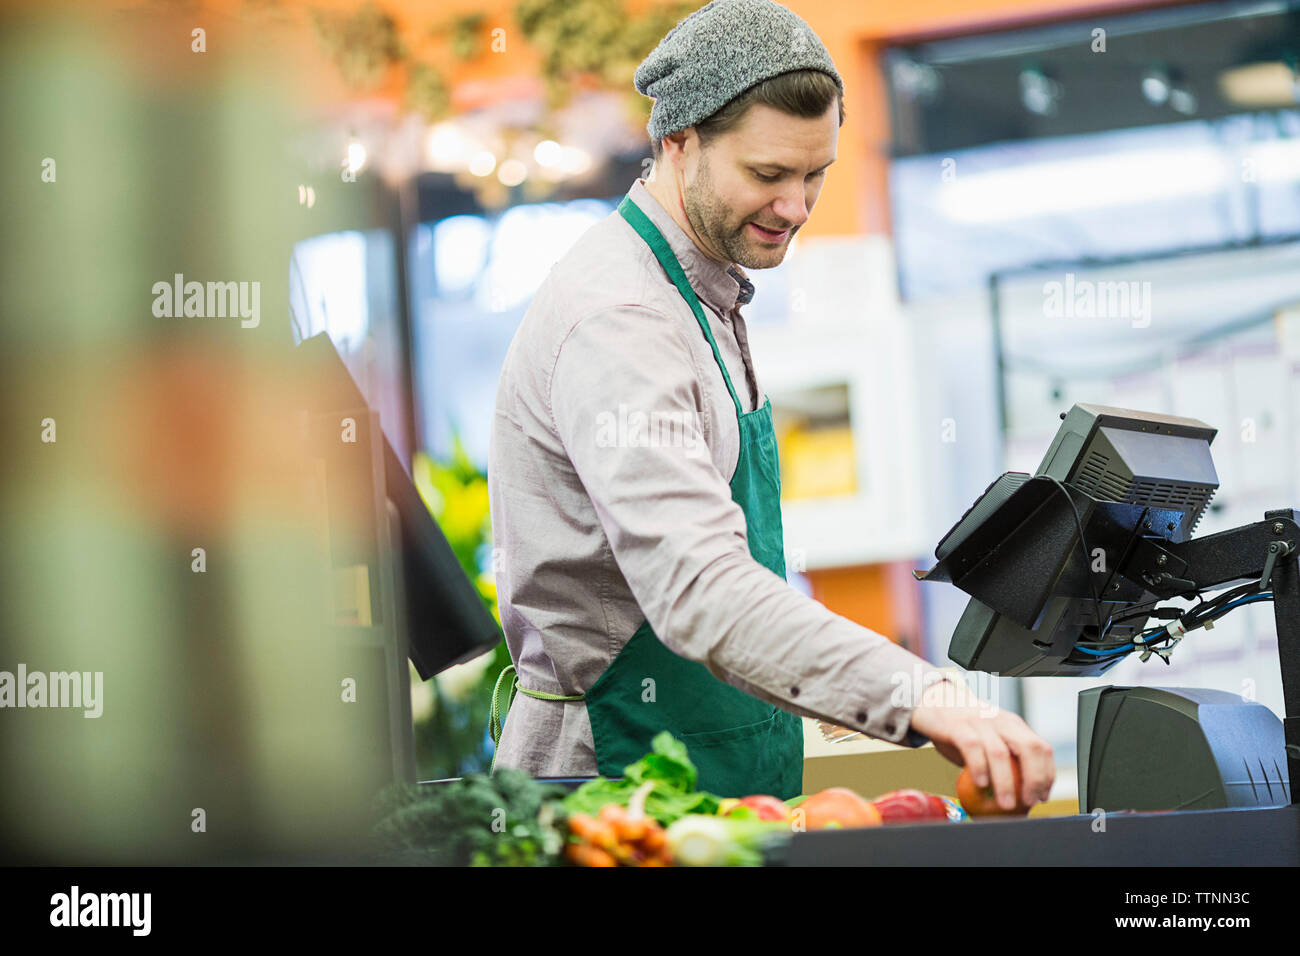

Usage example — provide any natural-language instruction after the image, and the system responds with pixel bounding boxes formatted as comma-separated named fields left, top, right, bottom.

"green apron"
left=490, top=194, right=804, bottom=798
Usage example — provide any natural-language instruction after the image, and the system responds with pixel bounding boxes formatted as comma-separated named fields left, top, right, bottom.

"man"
left=488, top=0, right=1055, bottom=807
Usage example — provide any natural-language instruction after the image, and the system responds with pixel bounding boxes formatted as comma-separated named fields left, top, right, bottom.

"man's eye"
left=754, top=169, right=826, bottom=182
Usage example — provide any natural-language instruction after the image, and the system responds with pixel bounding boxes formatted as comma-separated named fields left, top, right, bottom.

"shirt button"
left=856, top=711, right=867, bottom=724
left=790, top=686, right=800, bottom=697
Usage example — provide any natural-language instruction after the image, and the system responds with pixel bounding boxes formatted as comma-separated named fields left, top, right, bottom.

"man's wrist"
left=917, top=671, right=968, bottom=709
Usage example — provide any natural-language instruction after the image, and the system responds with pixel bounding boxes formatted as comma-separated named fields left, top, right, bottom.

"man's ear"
left=663, top=128, right=690, bottom=161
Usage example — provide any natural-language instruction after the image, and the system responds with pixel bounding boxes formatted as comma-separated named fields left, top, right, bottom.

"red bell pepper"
left=869, top=789, right=951, bottom=823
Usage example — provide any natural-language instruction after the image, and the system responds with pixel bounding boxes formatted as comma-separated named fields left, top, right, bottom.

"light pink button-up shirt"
left=487, top=177, right=951, bottom=777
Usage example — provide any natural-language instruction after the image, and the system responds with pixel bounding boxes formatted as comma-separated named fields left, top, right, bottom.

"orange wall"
left=807, top=562, right=927, bottom=656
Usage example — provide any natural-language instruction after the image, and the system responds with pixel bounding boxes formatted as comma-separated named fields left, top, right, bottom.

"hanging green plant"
left=618, top=3, right=701, bottom=73
left=407, top=62, right=452, bottom=123
left=515, top=0, right=702, bottom=111
left=447, top=13, right=487, bottom=61
left=310, top=1, right=405, bottom=90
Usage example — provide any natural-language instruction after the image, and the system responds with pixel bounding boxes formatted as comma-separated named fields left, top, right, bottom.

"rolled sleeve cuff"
left=797, top=649, right=961, bottom=748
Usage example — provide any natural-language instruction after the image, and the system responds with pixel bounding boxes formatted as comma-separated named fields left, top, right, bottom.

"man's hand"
left=908, top=677, right=1055, bottom=811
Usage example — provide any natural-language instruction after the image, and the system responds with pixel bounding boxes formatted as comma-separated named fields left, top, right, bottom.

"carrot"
left=598, top=803, right=627, bottom=824
left=617, top=817, right=648, bottom=842
left=608, top=842, right=637, bottom=865
left=567, top=814, right=617, bottom=849
left=594, top=801, right=653, bottom=842
left=565, top=843, right=617, bottom=867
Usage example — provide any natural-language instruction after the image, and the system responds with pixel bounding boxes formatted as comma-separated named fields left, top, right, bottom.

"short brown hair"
left=649, top=68, right=844, bottom=165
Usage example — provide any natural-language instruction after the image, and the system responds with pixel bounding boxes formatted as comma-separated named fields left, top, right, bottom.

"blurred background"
left=2, top=0, right=1299, bottom=860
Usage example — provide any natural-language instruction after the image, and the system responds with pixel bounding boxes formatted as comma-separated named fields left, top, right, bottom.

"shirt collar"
left=627, top=178, right=754, bottom=317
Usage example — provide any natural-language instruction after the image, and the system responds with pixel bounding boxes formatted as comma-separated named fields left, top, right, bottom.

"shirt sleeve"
left=549, top=304, right=954, bottom=747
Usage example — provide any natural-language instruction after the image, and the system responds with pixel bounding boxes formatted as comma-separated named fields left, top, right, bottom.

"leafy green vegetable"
left=623, top=732, right=696, bottom=790
left=562, top=732, right=721, bottom=826
left=371, top=769, right=568, bottom=866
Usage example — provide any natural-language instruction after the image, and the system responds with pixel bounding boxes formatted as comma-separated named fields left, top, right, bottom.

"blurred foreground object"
left=0, top=1, right=433, bottom=863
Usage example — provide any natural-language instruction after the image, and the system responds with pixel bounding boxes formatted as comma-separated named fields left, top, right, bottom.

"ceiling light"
left=558, top=146, right=591, bottom=175
left=498, top=158, right=527, bottom=186
left=1019, top=68, right=1061, bottom=117
left=427, top=123, right=470, bottom=171
left=345, top=140, right=367, bottom=175
left=1169, top=87, right=1198, bottom=114
left=533, top=140, right=563, bottom=167
left=468, top=151, right=497, bottom=177
left=1141, top=67, right=1170, bottom=105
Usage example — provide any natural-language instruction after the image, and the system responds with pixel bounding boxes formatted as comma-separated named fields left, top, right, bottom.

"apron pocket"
left=678, top=712, right=788, bottom=797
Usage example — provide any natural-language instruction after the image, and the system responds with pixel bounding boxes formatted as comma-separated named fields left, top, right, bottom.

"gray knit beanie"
left=634, top=0, right=843, bottom=142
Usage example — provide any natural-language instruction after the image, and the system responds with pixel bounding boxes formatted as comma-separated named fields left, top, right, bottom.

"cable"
left=1069, top=589, right=1275, bottom=666
left=1073, top=643, right=1135, bottom=656
left=1221, top=593, right=1272, bottom=611
left=1096, top=600, right=1170, bottom=643
left=1197, top=579, right=1262, bottom=608
left=1180, top=583, right=1269, bottom=630
left=1186, top=591, right=1272, bottom=627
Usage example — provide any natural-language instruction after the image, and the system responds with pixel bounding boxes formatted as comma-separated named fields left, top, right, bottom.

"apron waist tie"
left=489, top=664, right=585, bottom=771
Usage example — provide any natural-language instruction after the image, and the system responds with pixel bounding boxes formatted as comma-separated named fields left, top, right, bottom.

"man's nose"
left=771, top=185, right=809, bottom=228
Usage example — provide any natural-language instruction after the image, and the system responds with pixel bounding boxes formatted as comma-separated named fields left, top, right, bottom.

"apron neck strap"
left=618, top=195, right=745, bottom=419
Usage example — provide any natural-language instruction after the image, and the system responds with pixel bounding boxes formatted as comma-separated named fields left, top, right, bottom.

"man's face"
left=679, top=99, right=838, bottom=269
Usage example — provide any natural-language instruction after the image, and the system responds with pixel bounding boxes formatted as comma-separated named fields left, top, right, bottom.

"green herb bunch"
left=372, top=769, right=568, bottom=867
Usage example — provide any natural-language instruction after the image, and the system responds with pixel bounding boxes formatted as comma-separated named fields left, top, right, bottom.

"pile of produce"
left=557, top=732, right=793, bottom=866
left=372, top=731, right=1020, bottom=866
left=790, top=786, right=963, bottom=829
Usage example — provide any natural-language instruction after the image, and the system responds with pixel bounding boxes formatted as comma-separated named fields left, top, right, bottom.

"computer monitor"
left=918, top=403, right=1220, bottom=676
